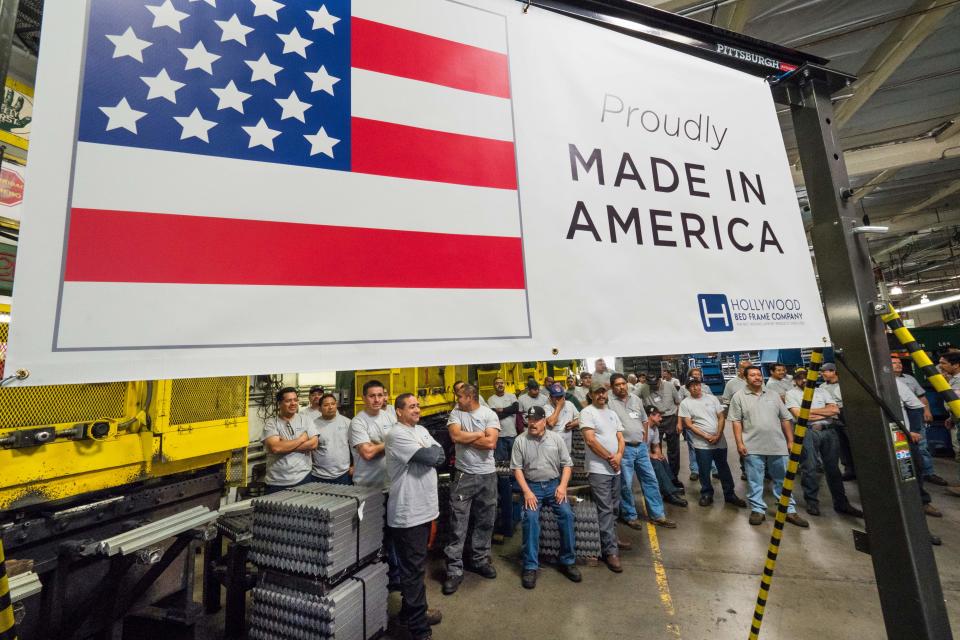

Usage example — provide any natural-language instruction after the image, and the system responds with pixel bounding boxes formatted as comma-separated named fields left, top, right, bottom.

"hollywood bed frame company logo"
left=698, top=294, right=804, bottom=332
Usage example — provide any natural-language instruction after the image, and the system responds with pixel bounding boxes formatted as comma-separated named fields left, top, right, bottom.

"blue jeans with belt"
left=905, top=407, right=935, bottom=478
left=521, top=477, right=575, bottom=570
left=495, top=436, right=517, bottom=536
left=619, top=442, right=666, bottom=521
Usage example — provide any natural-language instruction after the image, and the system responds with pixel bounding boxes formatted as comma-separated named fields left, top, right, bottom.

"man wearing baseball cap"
left=519, top=379, right=549, bottom=426
left=511, top=405, right=581, bottom=589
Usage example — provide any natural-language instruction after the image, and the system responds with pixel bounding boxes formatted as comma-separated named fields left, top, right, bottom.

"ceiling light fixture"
left=889, top=285, right=903, bottom=295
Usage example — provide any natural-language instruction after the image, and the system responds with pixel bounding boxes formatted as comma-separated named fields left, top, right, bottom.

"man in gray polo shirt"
left=679, top=367, right=715, bottom=481
left=263, top=387, right=319, bottom=493
left=729, top=366, right=808, bottom=527
left=648, top=375, right=683, bottom=481
left=350, top=379, right=395, bottom=487
left=679, top=379, right=746, bottom=509
left=785, top=371, right=862, bottom=519
left=511, top=405, right=581, bottom=589
left=609, top=373, right=678, bottom=527
left=580, top=381, right=627, bottom=572
left=443, top=384, right=501, bottom=595
left=309, top=393, right=353, bottom=485
left=487, top=377, right=520, bottom=544
left=385, top=393, right=445, bottom=639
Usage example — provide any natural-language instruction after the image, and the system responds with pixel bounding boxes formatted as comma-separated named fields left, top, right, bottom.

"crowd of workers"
left=260, top=354, right=960, bottom=640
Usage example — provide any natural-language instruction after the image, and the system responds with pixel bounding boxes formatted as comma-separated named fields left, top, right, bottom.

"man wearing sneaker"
left=581, top=381, right=628, bottom=572
left=679, top=379, right=746, bottom=509
left=729, top=366, right=808, bottom=528
left=608, top=373, right=677, bottom=530
left=785, top=371, right=863, bottom=519
left=386, top=394, right=446, bottom=639
left=645, top=407, right=690, bottom=507
left=511, top=406, right=582, bottom=589
left=443, top=384, right=501, bottom=594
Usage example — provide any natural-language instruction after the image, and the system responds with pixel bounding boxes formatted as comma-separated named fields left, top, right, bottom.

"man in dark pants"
left=647, top=375, right=682, bottom=481
left=487, top=377, right=520, bottom=544
left=819, top=363, right=856, bottom=480
left=785, top=372, right=863, bottom=519
left=386, top=394, right=445, bottom=639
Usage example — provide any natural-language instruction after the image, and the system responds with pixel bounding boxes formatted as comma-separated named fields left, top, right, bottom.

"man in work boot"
left=645, top=407, right=690, bottom=507
left=350, top=379, right=395, bottom=487
left=511, top=406, right=582, bottom=589
left=893, top=357, right=944, bottom=486
left=679, top=379, right=747, bottom=509
left=608, top=373, right=677, bottom=529
left=386, top=394, right=445, bottom=638
left=785, top=372, right=863, bottom=519
left=729, top=366, right=809, bottom=528
left=487, top=377, right=520, bottom=545
left=818, top=363, right=856, bottom=481
left=580, top=381, right=629, bottom=572
left=263, top=387, right=319, bottom=494
left=443, top=384, right=501, bottom=594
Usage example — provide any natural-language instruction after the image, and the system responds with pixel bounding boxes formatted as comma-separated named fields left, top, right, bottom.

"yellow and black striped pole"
left=881, top=303, right=960, bottom=420
left=748, top=349, right=822, bottom=640
left=0, top=539, right=18, bottom=640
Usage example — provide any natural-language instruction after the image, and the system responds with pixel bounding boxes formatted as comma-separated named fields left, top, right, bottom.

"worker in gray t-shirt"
left=442, top=384, right=501, bottom=595
left=487, top=377, right=521, bottom=544
left=350, top=380, right=395, bottom=487
left=721, top=359, right=753, bottom=409
left=310, top=392, right=353, bottom=485
left=765, top=363, right=793, bottom=400
left=819, top=363, right=856, bottom=480
left=385, top=393, right=445, bottom=637
left=510, top=405, right=580, bottom=589
left=729, top=366, right=806, bottom=528
left=262, top=387, right=318, bottom=493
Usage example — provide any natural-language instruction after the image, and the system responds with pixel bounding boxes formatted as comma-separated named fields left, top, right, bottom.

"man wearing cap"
left=580, top=381, right=627, bottom=572
left=519, top=379, right=550, bottom=425
left=766, top=364, right=792, bottom=401
left=385, top=394, right=445, bottom=639
left=785, top=371, right=863, bottom=519
left=593, top=359, right=612, bottom=389
left=545, top=383, right=580, bottom=452
left=645, top=407, right=691, bottom=506
left=443, top=384, right=501, bottom=594
left=679, top=379, right=746, bottom=508
left=729, top=366, right=808, bottom=527
left=303, top=385, right=326, bottom=422
left=679, top=368, right=715, bottom=481
left=609, top=373, right=678, bottom=528
left=511, top=405, right=582, bottom=589
left=647, top=375, right=683, bottom=481
left=263, top=387, right=319, bottom=493
left=819, top=363, right=856, bottom=481
left=487, top=377, right=520, bottom=545
left=310, top=393, right=353, bottom=485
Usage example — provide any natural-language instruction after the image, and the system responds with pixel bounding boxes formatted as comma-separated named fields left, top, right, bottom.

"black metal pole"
left=787, top=69, right=952, bottom=640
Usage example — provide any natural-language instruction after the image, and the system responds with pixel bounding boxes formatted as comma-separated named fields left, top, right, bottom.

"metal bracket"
left=853, top=529, right=870, bottom=555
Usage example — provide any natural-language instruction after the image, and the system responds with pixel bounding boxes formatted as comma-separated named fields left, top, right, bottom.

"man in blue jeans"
left=511, top=406, right=582, bottom=589
left=729, top=366, right=809, bottom=528
left=608, top=373, right=678, bottom=530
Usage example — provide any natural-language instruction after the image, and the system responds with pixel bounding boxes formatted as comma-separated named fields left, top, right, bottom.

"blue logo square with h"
left=698, top=294, right=734, bottom=332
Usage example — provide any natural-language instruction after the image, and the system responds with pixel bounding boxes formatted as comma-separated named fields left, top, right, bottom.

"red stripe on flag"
left=64, top=209, right=526, bottom=289
left=352, top=17, right=510, bottom=99
left=351, top=118, right=517, bottom=190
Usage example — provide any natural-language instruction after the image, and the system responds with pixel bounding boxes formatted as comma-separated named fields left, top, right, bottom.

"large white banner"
left=8, top=0, right=828, bottom=385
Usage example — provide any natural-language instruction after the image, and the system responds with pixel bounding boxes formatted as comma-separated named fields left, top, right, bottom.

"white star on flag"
left=243, top=118, right=281, bottom=150
left=215, top=14, right=254, bottom=45
left=245, top=53, right=283, bottom=85
left=146, top=0, right=190, bottom=33
left=304, top=126, right=338, bottom=158
left=275, top=90, right=311, bottom=122
left=251, top=0, right=284, bottom=21
left=140, top=68, right=184, bottom=103
left=305, top=65, right=339, bottom=95
left=174, top=108, right=218, bottom=142
left=210, top=80, right=251, bottom=113
left=306, top=5, right=339, bottom=34
left=277, top=27, right=311, bottom=58
left=179, top=40, right=220, bottom=74
left=99, top=97, right=147, bottom=133
left=106, top=27, right=152, bottom=63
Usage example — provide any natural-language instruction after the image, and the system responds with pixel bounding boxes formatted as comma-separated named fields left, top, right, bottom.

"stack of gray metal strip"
left=248, top=561, right=389, bottom=640
left=538, top=497, right=602, bottom=561
left=249, top=483, right=384, bottom=579
left=570, top=429, right=588, bottom=484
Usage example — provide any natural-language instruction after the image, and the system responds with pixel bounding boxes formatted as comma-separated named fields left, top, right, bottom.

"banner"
left=8, top=0, right=828, bottom=385
left=0, top=77, right=33, bottom=151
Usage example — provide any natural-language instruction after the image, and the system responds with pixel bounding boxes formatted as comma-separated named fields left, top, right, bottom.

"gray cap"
left=821, top=363, right=837, bottom=372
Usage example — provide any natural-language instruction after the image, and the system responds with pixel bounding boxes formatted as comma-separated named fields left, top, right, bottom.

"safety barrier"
left=748, top=349, right=822, bottom=640
left=881, top=304, right=960, bottom=420
left=0, top=539, right=17, bottom=640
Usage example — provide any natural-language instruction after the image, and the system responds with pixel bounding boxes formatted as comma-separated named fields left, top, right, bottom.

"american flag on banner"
left=57, top=0, right=529, bottom=350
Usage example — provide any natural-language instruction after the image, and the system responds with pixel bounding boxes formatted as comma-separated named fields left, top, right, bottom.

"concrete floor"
left=200, top=447, right=960, bottom=639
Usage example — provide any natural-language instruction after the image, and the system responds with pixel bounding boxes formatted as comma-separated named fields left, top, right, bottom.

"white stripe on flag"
left=351, top=68, right=514, bottom=141
left=352, top=0, right=508, bottom=53
left=71, top=143, right=522, bottom=237
left=57, top=282, right=530, bottom=349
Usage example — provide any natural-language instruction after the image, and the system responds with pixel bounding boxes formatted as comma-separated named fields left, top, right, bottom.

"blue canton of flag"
left=78, top=0, right=352, bottom=171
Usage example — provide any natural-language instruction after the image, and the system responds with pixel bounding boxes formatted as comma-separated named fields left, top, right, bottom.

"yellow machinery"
left=0, top=315, right=249, bottom=510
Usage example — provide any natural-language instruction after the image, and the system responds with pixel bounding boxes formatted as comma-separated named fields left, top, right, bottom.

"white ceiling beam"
left=851, top=168, right=899, bottom=203
left=721, top=0, right=758, bottom=32
left=903, top=179, right=960, bottom=214
left=833, top=0, right=955, bottom=129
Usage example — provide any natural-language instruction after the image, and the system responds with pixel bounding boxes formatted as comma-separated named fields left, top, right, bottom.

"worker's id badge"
left=629, top=411, right=641, bottom=419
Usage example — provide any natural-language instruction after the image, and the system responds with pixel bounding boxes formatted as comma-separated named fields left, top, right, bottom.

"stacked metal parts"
left=248, top=482, right=387, bottom=640
left=569, top=429, right=589, bottom=484
left=249, top=562, right=389, bottom=640
left=538, top=497, right=602, bottom=561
